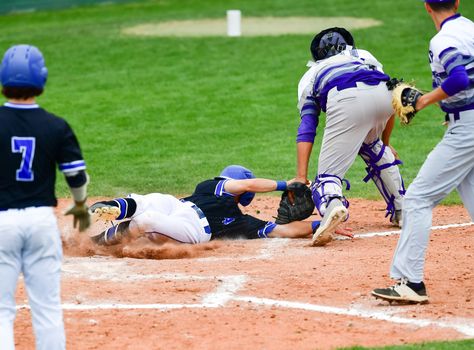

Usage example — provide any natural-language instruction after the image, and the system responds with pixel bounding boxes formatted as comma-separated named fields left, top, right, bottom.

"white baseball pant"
left=128, top=193, right=211, bottom=244
left=391, top=110, right=474, bottom=282
left=0, top=207, right=65, bottom=350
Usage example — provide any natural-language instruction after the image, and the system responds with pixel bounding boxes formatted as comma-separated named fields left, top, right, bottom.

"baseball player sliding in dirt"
left=89, top=165, right=351, bottom=246
left=295, top=27, right=405, bottom=246
left=0, top=45, right=90, bottom=350
left=372, top=0, right=474, bottom=304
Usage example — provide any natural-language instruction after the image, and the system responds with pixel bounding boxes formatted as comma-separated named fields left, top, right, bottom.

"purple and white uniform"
left=297, top=49, right=405, bottom=221
left=391, top=14, right=474, bottom=283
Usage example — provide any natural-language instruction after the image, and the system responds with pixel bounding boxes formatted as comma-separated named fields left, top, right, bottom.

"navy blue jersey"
left=183, top=178, right=276, bottom=240
left=0, top=103, right=85, bottom=209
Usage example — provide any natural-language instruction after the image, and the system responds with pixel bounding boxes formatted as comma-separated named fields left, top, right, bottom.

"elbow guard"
left=65, top=170, right=88, bottom=188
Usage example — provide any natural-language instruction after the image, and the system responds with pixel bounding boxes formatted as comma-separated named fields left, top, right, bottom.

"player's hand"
left=65, top=200, right=91, bottom=232
left=335, top=227, right=353, bottom=239
left=291, top=177, right=311, bottom=186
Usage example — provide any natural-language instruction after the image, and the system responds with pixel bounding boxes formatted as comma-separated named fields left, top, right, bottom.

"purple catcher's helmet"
left=219, top=165, right=255, bottom=206
left=1, top=45, right=48, bottom=89
left=310, top=27, right=355, bottom=61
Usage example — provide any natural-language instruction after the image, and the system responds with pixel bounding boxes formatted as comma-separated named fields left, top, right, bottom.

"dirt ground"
left=13, top=196, right=474, bottom=349
left=122, top=16, right=381, bottom=37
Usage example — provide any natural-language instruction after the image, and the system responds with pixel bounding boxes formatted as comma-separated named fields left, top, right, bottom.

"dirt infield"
left=13, top=197, right=474, bottom=349
left=122, top=17, right=382, bottom=37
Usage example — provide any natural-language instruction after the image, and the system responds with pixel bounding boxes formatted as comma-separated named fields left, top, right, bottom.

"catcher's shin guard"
left=359, top=139, right=405, bottom=225
left=90, top=220, right=131, bottom=246
left=311, top=174, right=350, bottom=218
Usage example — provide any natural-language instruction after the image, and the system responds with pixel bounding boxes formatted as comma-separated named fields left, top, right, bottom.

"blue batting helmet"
left=1, top=45, right=48, bottom=89
left=219, top=165, right=255, bottom=206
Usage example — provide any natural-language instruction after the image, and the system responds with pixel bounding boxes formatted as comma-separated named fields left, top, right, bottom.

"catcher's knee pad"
left=359, top=139, right=406, bottom=221
left=311, top=174, right=350, bottom=217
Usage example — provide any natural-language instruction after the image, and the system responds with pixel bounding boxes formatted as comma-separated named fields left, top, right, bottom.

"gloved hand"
left=275, top=182, right=315, bottom=224
left=65, top=199, right=90, bottom=232
left=392, top=83, right=423, bottom=125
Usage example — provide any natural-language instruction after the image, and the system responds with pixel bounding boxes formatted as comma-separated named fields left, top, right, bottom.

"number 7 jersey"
left=0, top=103, right=86, bottom=209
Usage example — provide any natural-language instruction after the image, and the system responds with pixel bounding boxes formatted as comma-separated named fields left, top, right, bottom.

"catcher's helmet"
left=219, top=165, right=255, bottom=206
left=310, top=27, right=355, bottom=61
left=1, top=45, right=48, bottom=88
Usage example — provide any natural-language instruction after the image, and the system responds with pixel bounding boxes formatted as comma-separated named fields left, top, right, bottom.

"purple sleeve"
left=296, top=101, right=320, bottom=143
left=441, top=65, right=470, bottom=96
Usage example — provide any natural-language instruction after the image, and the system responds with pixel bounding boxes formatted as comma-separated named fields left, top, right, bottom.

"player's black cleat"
left=372, top=279, right=429, bottom=304
left=90, top=220, right=131, bottom=246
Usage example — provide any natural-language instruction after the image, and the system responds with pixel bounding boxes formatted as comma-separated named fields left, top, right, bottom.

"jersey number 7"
left=11, top=137, right=36, bottom=182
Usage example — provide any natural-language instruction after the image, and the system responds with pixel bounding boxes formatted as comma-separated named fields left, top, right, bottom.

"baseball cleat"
left=90, top=220, right=131, bottom=246
left=391, top=209, right=402, bottom=228
left=90, top=202, right=120, bottom=221
left=372, top=279, right=429, bottom=304
left=312, top=199, right=348, bottom=247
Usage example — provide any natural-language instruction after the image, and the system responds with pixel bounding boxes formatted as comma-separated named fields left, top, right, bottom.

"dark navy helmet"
left=219, top=165, right=255, bottom=206
left=1, top=45, right=48, bottom=88
left=310, top=27, right=355, bottom=61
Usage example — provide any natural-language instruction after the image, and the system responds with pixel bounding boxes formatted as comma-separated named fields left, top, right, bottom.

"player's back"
left=0, top=104, right=71, bottom=209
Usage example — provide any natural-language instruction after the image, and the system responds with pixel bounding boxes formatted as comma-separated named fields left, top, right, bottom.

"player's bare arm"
left=381, top=114, right=399, bottom=159
left=223, top=178, right=288, bottom=195
left=296, top=141, right=313, bottom=184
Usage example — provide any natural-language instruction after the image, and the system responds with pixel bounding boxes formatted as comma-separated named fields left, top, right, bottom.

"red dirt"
left=13, top=196, right=474, bottom=349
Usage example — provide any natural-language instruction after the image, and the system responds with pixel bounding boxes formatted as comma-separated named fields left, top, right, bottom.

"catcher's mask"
left=218, top=165, right=255, bottom=206
left=310, top=27, right=355, bottom=61
left=1, top=45, right=48, bottom=89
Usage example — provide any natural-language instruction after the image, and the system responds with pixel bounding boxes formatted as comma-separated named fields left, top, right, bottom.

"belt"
left=180, top=200, right=211, bottom=235
left=336, top=81, right=358, bottom=91
left=445, top=109, right=473, bottom=122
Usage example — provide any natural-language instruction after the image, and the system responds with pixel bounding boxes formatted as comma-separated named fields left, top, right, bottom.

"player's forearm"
left=381, top=114, right=395, bottom=145
left=296, top=142, right=313, bottom=182
left=416, top=87, right=449, bottom=112
left=65, top=170, right=89, bottom=202
left=223, top=178, right=288, bottom=195
left=268, top=220, right=315, bottom=238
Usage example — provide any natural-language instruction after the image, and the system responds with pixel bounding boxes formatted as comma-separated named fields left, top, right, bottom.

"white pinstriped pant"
left=391, top=110, right=474, bottom=282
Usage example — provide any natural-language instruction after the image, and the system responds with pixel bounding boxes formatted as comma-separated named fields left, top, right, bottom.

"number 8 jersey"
left=0, top=102, right=86, bottom=209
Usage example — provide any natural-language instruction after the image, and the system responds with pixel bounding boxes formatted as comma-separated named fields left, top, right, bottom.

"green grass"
left=342, top=339, right=474, bottom=350
left=0, top=0, right=472, bottom=201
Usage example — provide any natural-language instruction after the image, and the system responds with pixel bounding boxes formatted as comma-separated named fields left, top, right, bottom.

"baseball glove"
left=275, top=182, right=315, bottom=224
left=392, top=83, right=423, bottom=125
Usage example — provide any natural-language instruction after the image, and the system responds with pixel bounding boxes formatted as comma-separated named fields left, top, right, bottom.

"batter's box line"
left=233, top=296, right=474, bottom=338
left=337, top=221, right=474, bottom=240
left=16, top=294, right=474, bottom=338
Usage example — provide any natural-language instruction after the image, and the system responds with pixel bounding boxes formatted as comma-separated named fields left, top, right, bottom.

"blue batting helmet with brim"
left=219, top=165, right=256, bottom=206
left=422, top=0, right=454, bottom=2
left=1, top=45, right=48, bottom=89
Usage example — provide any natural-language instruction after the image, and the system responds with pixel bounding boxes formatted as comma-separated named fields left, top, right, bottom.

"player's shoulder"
left=193, top=178, right=221, bottom=193
left=353, top=49, right=376, bottom=60
left=431, top=16, right=473, bottom=49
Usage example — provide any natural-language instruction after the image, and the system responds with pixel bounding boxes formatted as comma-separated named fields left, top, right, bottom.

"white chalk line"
left=234, top=296, right=474, bottom=337
left=337, top=221, right=474, bottom=240
left=16, top=293, right=474, bottom=337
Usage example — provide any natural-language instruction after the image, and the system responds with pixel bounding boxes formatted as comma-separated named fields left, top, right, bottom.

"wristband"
left=311, top=221, right=321, bottom=233
left=276, top=181, right=287, bottom=191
